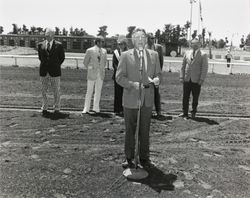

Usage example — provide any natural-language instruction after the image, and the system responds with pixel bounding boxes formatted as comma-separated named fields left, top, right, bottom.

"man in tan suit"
left=82, top=36, right=107, bottom=114
left=116, top=28, right=161, bottom=168
left=180, top=38, right=208, bottom=119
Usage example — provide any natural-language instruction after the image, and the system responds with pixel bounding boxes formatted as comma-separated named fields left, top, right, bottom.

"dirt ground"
left=0, top=66, right=250, bottom=198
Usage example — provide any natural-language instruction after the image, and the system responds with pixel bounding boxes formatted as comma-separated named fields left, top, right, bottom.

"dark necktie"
left=47, top=42, right=50, bottom=53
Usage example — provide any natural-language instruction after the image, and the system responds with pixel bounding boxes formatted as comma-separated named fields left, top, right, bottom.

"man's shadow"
left=192, top=117, right=219, bottom=125
left=127, top=166, right=177, bottom=193
left=89, top=112, right=113, bottom=118
left=152, top=115, right=173, bottom=121
left=42, top=112, right=70, bottom=120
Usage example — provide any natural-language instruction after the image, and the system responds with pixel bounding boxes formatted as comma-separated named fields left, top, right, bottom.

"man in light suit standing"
left=82, top=36, right=107, bottom=114
left=179, top=38, right=208, bottom=119
left=38, top=28, right=65, bottom=116
left=116, top=28, right=161, bottom=168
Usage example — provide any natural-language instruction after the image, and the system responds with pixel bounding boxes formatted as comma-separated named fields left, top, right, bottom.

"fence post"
left=211, top=63, right=214, bottom=74
left=13, top=57, right=18, bottom=67
left=169, top=62, right=172, bottom=72
left=75, top=59, right=79, bottom=69
left=229, top=63, right=233, bottom=75
left=107, top=59, right=110, bottom=70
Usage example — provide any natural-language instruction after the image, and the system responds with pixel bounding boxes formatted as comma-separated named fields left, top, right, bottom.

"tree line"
left=0, top=24, right=249, bottom=49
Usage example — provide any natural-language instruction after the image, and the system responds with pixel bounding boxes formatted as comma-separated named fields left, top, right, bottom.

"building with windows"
left=0, top=34, right=117, bottom=53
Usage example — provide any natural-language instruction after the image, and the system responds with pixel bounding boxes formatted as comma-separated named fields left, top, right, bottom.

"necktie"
left=98, top=48, right=101, bottom=62
left=140, top=52, right=147, bottom=85
left=47, top=42, right=50, bottom=52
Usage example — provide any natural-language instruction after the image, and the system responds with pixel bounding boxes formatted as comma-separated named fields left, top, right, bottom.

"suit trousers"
left=124, top=104, right=152, bottom=161
left=83, top=73, right=103, bottom=113
left=114, top=80, right=123, bottom=113
left=40, top=75, right=60, bottom=111
left=154, top=86, right=161, bottom=114
left=182, top=80, right=201, bottom=115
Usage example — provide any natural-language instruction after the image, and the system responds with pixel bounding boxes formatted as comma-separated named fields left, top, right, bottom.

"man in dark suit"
left=116, top=28, right=161, bottom=168
left=112, top=35, right=128, bottom=116
left=38, top=28, right=65, bottom=116
left=146, top=33, right=164, bottom=118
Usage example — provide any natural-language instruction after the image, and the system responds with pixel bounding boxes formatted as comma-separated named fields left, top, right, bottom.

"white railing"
left=0, top=54, right=250, bottom=74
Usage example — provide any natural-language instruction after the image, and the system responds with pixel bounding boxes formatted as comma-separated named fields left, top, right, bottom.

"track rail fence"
left=0, top=54, right=250, bottom=74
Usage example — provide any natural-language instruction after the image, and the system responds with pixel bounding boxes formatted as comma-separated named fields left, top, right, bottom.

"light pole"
left=189, top=0, right=196, bottom=41
left=208, top=31, right=212, bottom=59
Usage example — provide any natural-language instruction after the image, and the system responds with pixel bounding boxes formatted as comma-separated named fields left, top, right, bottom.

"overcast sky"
left=1, top=0, right=250, bottom=45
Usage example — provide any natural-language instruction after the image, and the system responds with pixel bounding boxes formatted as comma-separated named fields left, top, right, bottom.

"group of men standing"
left=38, top=28, right=208, bottom=168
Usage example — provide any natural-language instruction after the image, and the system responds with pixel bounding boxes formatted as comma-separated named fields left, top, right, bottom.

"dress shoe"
left=122, top=159, right=134, bottom=169
left=81, top=111, right=90, bottom=115
left=115, top=112, right=124, bottom=117
left=156, top=114, right=165, bottom=120
left=178, top=113, right=189, bottom=120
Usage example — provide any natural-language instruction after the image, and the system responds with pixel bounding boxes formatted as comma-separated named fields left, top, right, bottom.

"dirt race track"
left=0, top=66, right=250, bottom=198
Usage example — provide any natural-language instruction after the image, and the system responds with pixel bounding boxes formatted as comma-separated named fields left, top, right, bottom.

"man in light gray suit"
left=82, top=36, right=107, bottom=114
left=116, top=28, right=161, bottom=168
left=180, top=38, right=208, bottom=119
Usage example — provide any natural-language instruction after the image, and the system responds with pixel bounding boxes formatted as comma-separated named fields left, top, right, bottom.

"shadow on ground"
left=152, top=115, right=173, bottom=121
left=192, top=117, right=219, bottom=125
left=89, top=112, right=113, bottom=118
left=41, top=112, right=70, bottom=120
left=128, top=166, right=177, bottom=193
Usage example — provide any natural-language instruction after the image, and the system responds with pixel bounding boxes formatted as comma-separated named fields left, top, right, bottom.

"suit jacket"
left=83, top=45, right=107, bottom=81
left=146, top=44, right=164, bottom=69
left=38, top=40, right=65, bottom=77
left=180, top=49, right=208, bottom=83
left=116, top=49, right=161, bottom=109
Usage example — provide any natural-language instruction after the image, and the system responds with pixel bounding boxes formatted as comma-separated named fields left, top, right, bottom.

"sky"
left=1, top=0, right=250, bottom=45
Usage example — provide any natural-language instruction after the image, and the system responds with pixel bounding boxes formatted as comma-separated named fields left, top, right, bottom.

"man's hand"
left=132, top=82, right=144, bottom=90
left=148, top=77, right=160, bottom=86
left=198, top=79, right=204, bottom=85
left=180, top=78, right=184, bottom=83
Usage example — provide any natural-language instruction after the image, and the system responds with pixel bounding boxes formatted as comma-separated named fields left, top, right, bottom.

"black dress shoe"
left=122, top=159, right=134, bottom=169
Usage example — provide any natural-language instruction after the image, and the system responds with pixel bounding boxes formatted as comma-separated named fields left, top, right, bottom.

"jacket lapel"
left=146, top=49, right=152, bottom=75
left=191, top=49, right=201, bottom=64
left=132, top=49, right=140, bottom=70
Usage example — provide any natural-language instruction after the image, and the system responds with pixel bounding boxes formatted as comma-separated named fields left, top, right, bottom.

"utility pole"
left=208, top=31, right=212, bottom=59
left=189, top=0, right=195, bottom=41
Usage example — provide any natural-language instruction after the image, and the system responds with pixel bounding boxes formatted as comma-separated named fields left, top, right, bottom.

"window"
left=20, top=40, right=25, bottom=47
left=72, top=40, right=81, bottom=49
left=62, top=41, right=67, bottom=49
left=9, top=39, right=15, bottom=46
left=30, top=40, right=36, bottom=48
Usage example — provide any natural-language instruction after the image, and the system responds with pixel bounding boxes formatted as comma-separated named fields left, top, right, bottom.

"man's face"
left=96, top=39, right=104, bottom=48
left=147, top=37, right=154, bottom=46
left=191, top=40, right=201, bottom=51
left=132, top=31, right=147, bottom=50
left=45, top=30, right=54, bottom=42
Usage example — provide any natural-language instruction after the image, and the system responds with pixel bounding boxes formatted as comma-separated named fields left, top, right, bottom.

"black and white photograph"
left=0, top=0, right=250, bottom=197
